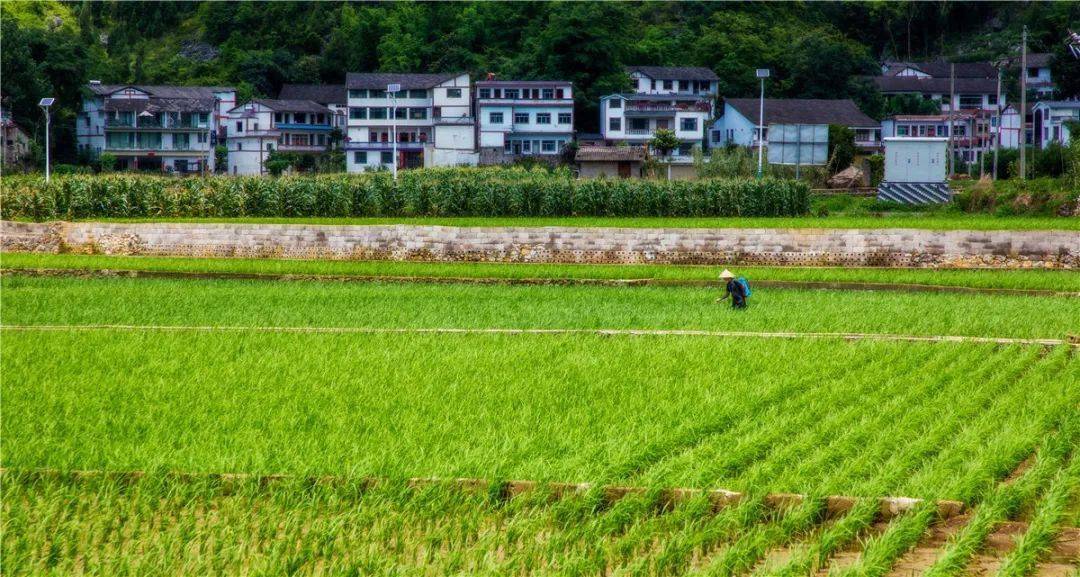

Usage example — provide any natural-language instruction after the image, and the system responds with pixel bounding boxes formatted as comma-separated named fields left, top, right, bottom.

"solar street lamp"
left=387, top=83, right=401, bottom=180
left=755, top=70, right=769, bottom=179
left=39, top=97, right=55, bottom=183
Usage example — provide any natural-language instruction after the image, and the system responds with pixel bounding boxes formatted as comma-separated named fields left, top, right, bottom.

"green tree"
left=827, top=124, right=856, bottom=174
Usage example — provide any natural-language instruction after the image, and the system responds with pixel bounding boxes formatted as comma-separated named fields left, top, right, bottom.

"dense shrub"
left=953, top=178, right=1080, bottom=216
left=0, top=167, right=811, bottom=220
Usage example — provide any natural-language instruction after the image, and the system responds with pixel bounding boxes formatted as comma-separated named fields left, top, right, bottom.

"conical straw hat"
left=719, top=269, right=735, bottom=279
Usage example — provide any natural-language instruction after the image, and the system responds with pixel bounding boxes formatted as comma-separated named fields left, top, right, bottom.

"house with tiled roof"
left=77, top=81, right=236, bottom=173
left=600, top=66, right=718, bottom=160
left=277, top=84, right=348, bottom=130
left=710, top=99, right=881, bottom=151
left=344, top=72, right=477, bottom=171
left=475, top=79, right=574, bottom=162
left=224, top=99, right=335, bottom=175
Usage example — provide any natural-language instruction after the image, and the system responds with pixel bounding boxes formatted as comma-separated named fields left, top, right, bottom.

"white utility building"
left=877, top=137, right=951, bottom=204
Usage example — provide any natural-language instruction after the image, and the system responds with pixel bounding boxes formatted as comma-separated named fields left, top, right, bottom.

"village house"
left=475, top=79, right=574, bottom=164
left=1007, top=53, right=1056, bottom=99
left=1032, top=101, right=1079, bottom=148
left=879, top=110, right=1016, bottom=164
left=277, top=84, right=348, bottom=131
left=599, top=66, right=718, bottom=161
left=710, top=99, right=881, bottom=152
left=872, top=60, right=1004, bottom=114
left=76, top=81, right=235, bottom=173
left=344, top=72, right=477, bottom=172
left=1, top=106, right=32, bottom=169
left=224, top=99, right=334, bottom=175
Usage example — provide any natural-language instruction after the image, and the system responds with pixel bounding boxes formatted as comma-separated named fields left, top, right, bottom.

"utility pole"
left=993, top=66, right=1002, bottom=181
left=387, top=83, right=401, bottom=180
left=947, top=63, right=955, bottom=178
left=1019, top=26, right=1028, bottom=181
left=38, top=97, right=55, bottom=183
left=755, top=69, right=770, bottom=179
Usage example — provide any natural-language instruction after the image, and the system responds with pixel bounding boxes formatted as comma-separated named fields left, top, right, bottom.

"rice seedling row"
left=4, top=275, right=1079, bottom=340
left=5, top=252, right=1079, bottom=292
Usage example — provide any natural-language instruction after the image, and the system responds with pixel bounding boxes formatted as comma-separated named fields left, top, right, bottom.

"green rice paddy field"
left=1, top=258, right=1078, bottom=576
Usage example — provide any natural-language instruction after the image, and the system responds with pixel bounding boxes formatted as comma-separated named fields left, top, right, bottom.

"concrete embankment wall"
left=2, top=220, right=1077, bottom=268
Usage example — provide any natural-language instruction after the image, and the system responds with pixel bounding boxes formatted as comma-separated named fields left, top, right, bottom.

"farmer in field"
left=716, top=269, right=748, bottom=309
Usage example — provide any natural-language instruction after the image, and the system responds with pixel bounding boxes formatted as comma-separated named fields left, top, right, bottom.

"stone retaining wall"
left=3, top=220, right=1077, bottom=268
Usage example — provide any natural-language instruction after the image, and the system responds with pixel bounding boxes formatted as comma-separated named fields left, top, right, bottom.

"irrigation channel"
left=5, top=267, right=1080, bottom=297
left=3, top=324, right=1076, bottom=347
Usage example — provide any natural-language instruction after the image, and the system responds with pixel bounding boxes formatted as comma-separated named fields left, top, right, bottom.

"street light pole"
left=755, top=69, right=770, bottom=179
left=387, top=83, right=401, bottom=180
left=39, top=97, right=55, bottom=183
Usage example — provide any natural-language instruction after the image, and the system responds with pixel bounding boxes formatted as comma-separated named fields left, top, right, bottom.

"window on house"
left=953, top=125, right=966, bottom=136
left=897, top=126, right=910, bottom=136
left=350, top=107, right=367, bottom=119
left=381, top=151, right=392, bottom=164
left=536, top=113, right=551, bottom=124
left=958, top=95, right=983, bottom=109
left=409, top=108, right=428, bottom=119
left=541, top=140, right=556, bottom=152
left=629, top=118, right=648, bottom=131
left=197, top=133, right=207, bottom=143
left=446, top=88, right=462, bottom=98
left=556, top=89, right=565, bottom=99
left=199, top=113, right=209, bottom=125
left=609, top=118, right=621, bottom=131
left=987, top=93, right=998, bottom=106
left=514, top=112, right=529, bottom=124
left=235, top=121, right=243, bottom=132
left=609, top=99, right=622, bottom=109
left=354, top=151, right=367, bottom=164
left=478, top=89, right=491, bottom=99
left=408, top=89, right=427, bottom=99
left=1028, top=68, right=1039, bottom=78
left=274, top=112, right=282, bottom=123
left=489, top=112, right=504, bottom=124
left=558, top=112, right=572, bottom=124
left=504, top=89, right=519, bottom=99
left=663, top=80, right=673, bottom=90
left=237, top=142, right=243, bottom=151
left=680, top=118, right=697, bottom=131
left=522, top=140, right=531, bottom=152
left=349, top=89, right=368, bottom=99
left=253, top=122, right=259, bottom=131
left=394, top=108, right=407, bottom=119
left=369, top=108, right=388, bottom=119
left=711, top=130, right=721, bottom=142
left=542, top=88, right=554, bottom=99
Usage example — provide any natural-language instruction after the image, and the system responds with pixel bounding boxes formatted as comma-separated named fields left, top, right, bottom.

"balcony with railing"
left=275, top=122, right=333, bottom=131
left=624, top=100, right=712, bottom=116
left=345, top=140, right=426, bottom=151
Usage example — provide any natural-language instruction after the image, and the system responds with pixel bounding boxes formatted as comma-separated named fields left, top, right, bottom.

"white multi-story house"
left=278, top=84, right=348, bottom=130
left=1032, top=101, right=1080, bottom=148
left=475, top=80, right=573, bottom=162
left=344, top=72, right=477, bottom=172
left=1017, top=54, right=1056, bottom=99
left=76, top=81, right=235, bottom=173
left=600, top=66, right=718, bottom=158
left=711, top=99, right=881, bottom=152
left=224, top=99, right=334, bottom=175
left=872, top=61, right=1006, bottom=114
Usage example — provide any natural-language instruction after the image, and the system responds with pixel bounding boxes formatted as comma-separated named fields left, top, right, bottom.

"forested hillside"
left=2, top=0, right=1078, bottom=162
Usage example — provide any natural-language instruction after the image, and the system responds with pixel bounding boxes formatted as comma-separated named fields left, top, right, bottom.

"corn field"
left=0, top=168, right=810, bottom=220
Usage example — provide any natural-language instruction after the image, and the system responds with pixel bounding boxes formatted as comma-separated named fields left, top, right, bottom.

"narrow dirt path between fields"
left=2, top=324, right=1074, bottom=347
left=4, top=268, right=1078, bottom=298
